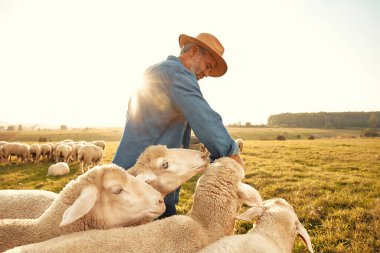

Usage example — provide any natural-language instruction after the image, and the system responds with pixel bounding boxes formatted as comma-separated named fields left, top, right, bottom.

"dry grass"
left=0, top=129, right=379, bottom=252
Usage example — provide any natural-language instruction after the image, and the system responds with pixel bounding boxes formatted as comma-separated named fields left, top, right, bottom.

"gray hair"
left=180, top=43, right=206, bottom=55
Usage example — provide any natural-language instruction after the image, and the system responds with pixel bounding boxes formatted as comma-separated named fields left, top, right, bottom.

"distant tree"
left=369, top=113, right=378, bottom=129
left=245, top=122, right=252, bottom=127
left=7, top=125, right=16, bottom=131
left=60, top=125, right=68, bottom=130
left=18, top=124, right=22, bottom=131
left=0, top=126, right=4, bottom=131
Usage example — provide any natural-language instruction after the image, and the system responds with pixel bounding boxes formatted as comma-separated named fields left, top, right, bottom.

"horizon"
left=1, top=0, right=379, bottom=128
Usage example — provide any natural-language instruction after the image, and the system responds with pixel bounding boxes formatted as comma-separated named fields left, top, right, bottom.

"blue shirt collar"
left=167, top=55, right=196, bottom=79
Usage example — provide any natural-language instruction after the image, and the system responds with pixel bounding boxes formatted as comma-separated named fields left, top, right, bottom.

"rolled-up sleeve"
left=170, top=71, right=238, bottom=160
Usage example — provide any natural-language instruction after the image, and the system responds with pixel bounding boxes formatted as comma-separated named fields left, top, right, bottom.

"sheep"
left=0, top=141, right=8, bottom=146
left=0, top=145, right=6, bottom=163
left=1, top=145, right=209, bottom=222
left=40, top=143, right=52, bottom=161
left=197, top=198, right=314, bottom=253
left=72, top=143, right=85, bottom=161
left=77, top=144, right=103, bottom=173
left=7, top=157, right=263, bottom=253
left=0, top=163, right=165, bottom=252
left=2, top=142, right=30, bottom=164
left=90, top=140, right=106, bottom=150
left=48, top=162, right=70, bottom=176
left=29, top=144, right=41, bottom=164
left=0, top=190, right=58, bottom=219
left=235, top=138, right=244, bottom=152
left=55, top=143, right=72, bottom=163
left=127, top=145, right=209, bottom=195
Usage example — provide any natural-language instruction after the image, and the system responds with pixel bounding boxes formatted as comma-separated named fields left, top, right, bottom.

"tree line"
left=267, top=112, right=380, bottom=129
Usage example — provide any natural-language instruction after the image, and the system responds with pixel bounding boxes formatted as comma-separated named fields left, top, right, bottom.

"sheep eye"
left=112, top=188, right=123, bottom=194
left=162, top=161, right=169, bottom=169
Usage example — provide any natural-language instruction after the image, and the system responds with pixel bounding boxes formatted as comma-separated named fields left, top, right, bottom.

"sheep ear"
left=237, top=183, right=262, bottom=207
left=60, top=185, right=98, bottom=227
left=235, top=206, right=264, bottom=221
left=296, top=220, right=314, bottom=253
left=136, top=173, right=157, bottom=184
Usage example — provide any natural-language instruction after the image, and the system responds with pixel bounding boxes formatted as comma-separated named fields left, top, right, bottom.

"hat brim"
left=179, top=34, right=227, bottom=77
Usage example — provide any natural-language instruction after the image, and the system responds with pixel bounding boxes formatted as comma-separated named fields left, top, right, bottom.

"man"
left=113, top=33, right=243, bottom=218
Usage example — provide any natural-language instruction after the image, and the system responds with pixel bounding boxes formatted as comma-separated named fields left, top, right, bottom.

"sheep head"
left=236, top=198, right=314, bottom=253
left=129, top=145, right=209, bottom=195
left=59, top=164, right=165, bottom=228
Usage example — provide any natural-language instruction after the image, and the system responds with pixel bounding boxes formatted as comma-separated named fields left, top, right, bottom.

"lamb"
left=7, top=157, right=263, bottom=253
left=0, top=190, right=58, bottom=219
left=29, top=144, right=41, bottom=164
left=197, top=198, right=314, bottom=253
left=0, top=163, right=165, bottom=252
left=1, top=145, right=209, bottom=221
left=77, top=144, right=103, bottom=173
left=47, top=162, right=70, bottom=176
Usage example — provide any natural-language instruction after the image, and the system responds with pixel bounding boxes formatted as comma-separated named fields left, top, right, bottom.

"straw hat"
left=179, top=33, right=227, bottom=77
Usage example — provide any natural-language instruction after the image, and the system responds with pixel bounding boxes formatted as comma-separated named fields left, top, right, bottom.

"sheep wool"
left=0, top=190, right=58, bottom=219
left=0, top=164, right=149, bottom=251
left=6, top=157, right=261, bottom=253
left=47, top=162, right=70, bottom=176
left=198, top=198, right=314, bottom=253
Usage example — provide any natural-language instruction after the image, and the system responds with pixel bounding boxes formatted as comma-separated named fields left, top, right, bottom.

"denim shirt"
left=113, top=56, right=239, bottom=169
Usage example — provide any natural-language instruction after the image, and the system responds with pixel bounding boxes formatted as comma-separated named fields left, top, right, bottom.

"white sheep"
left=2, top=142, right=30, bottom=164
left=198, top=198, right=314, bottom=253
left=71, top=143, right=85, bottom=161
left=40, top=144, right=53, bottom=161
left=77, top=144, right=103, bottom=173
left=235, top=138, right=244, bottom=152
left=90, top=140, right=106, bottom=150
left=0, top=145, right=209, bottom=221
left=29, top=144, right=41, bottom=164
left=55, top=143, right=72, bottom=163
left=128, top=145, right=209, bottom=195
left=7, top=157, right=263, bottom=253
left=0, top=141, right=8, bottom=163
left=0, top=163, right=165, bottom=252
left=47, top=162, right=70, bottom=176
left=0, top=190, right=58, bottom=219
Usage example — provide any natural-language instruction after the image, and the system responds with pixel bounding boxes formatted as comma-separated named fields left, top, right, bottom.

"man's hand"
left=229, top=153, right=244, bottom=167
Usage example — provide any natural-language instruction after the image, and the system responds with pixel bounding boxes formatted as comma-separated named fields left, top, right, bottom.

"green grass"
left=1, top=128, right=379, bottom=252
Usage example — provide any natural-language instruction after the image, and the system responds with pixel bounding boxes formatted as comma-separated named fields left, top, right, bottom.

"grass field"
left=1, top=128, right=379, bottom=252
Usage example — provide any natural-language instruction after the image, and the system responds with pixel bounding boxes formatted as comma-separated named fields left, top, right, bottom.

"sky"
left=0, top=0, right=379, bottom=128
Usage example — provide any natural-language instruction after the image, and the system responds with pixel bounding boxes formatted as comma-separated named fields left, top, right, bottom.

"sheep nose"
left=158, top=197, right=164, bottom=204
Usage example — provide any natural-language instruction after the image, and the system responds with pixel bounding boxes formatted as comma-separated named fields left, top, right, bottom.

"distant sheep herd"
left=0, top=139, right=106, bottom=175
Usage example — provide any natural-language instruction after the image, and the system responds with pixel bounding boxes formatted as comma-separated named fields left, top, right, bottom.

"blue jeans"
left=159, top=187, right=181, bottom=219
